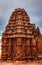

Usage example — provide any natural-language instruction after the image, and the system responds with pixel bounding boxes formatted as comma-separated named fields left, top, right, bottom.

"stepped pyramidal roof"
left=2, top=8, right=40, bottom=38
left=1, top=8, right=42, bottom=61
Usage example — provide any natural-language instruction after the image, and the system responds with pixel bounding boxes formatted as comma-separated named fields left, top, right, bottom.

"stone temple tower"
left=1, top=8, right=42, bottom=61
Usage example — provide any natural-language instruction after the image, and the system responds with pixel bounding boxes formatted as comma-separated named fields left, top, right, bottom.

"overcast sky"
left=0, top=0, right=42, bottom=36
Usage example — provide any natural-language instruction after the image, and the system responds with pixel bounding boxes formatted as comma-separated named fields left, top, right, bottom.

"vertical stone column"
left=11, top=38, right=14, bottom=60
left=8, top=38, right=12, bottom=60
left=14, top=38, right=22, bottom=60
left=31, top=38, right=38, bottom=60
left=25, top=39, right=30, bottom=59
left=13, top=38, right=17, bottom=60
left=1, top=38, right=7, bottom=60
left=21, top=38, right=26, bottom=60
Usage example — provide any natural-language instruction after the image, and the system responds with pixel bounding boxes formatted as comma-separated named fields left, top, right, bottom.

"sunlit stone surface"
left=0, top=61, right=42, bottom=65
left=1, top=8, right=42, bottom=63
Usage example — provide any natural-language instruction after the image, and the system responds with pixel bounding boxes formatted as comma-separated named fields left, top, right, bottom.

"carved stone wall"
left=1, top=8, right=42, bottom=61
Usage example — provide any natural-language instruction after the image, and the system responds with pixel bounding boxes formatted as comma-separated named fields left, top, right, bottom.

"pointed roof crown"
left=9, top=8, right=30, bottom=23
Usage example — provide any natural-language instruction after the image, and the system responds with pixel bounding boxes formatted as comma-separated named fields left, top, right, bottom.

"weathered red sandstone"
left=1, top=8, right=42, bottom=61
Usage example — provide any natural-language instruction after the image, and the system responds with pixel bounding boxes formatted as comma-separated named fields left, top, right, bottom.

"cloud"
left=0, top=36, right=1, bottom=40
left=0, top=0, right=42, bottom=35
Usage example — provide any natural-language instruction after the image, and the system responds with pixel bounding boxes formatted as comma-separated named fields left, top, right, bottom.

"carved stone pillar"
left=7, top=38, right=12, bottom=60
left=1, top=38, right=7, bottom=60
left=25, top=39, right=30, bottom=58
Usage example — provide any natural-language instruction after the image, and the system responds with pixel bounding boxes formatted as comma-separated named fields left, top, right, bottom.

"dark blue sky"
left=0, top=0, right=42, bottom=36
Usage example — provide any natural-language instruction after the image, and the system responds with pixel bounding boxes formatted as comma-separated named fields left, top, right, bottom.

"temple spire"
left=1, top=8, right=42, bottom=62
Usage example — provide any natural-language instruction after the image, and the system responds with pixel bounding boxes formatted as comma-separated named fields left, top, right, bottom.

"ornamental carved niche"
left=1, top=8, right=42, bottom=61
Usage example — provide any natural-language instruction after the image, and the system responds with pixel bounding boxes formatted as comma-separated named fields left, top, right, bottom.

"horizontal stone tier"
left=9, top=20, right=30, bottom=24
left=6, top=26, right=34, bottom=31
left=2, top=45, right=37, bottom=47
left=6, top=23, right=35, bottom=27
left=2, top=34, right=34, bottom=38
left=3, top=30, right=38, bottom=35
